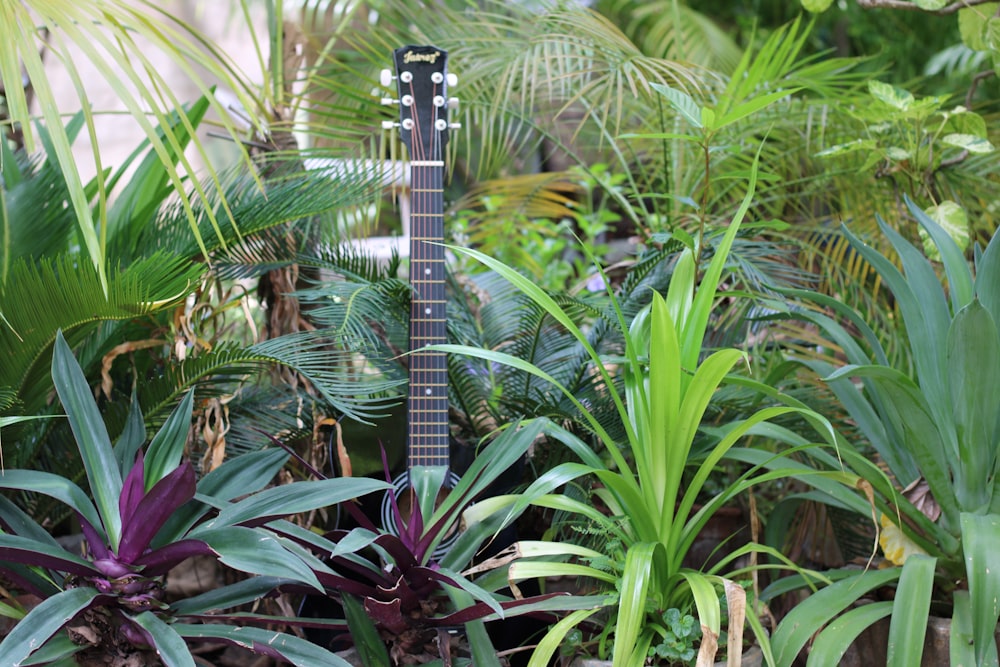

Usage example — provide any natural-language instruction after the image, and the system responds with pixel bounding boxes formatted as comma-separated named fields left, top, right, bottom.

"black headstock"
left=381, top=45, right=456, bottom=161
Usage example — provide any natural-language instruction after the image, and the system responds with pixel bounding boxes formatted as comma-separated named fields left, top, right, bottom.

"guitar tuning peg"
left=448, top=122, right=462, bottom=129
left=381, top=120, right=398, bottom=130
left=447, top=97, right=459, bottom=111
left=380, top=97, right=398, bottom=106
left=446, top=73, right=457, bottom=87
left=380, top=69, right=394, bottom=87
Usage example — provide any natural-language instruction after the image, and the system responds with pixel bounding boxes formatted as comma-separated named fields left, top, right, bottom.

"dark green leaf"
left=0, top=587, right=99, bottom=666
left=51, top=331, right=123, bottom=548
left=173, top=624, right=355, bottom=666
left=144, top=390, right=194, bottom=492
left=130, top=612, right=195, bottom=667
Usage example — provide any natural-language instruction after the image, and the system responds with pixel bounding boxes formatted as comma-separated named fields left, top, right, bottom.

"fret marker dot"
left=425, top=388, right=433, bottom=395
left=425, top=307, right=432, bottom=315
left=424, top=268, right=431, bottom=275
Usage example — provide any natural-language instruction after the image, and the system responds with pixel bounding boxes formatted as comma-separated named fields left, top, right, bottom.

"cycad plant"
left=0, top=103, right=399, bottom=480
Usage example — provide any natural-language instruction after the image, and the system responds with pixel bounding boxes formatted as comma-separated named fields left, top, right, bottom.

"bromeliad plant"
left=761, top=199, right=1000, bottom=666
left=0, top=331, right=390, bottom=666
left=434, top=165, right=845, bottom=667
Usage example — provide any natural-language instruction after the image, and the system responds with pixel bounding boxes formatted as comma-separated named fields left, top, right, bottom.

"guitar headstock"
left=380, top=45, right=457, bottom=161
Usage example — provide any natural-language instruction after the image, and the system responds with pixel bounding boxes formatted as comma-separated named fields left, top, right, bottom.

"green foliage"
left=763, top=200, right=1000, bottom=665
left=814, top=80, right=994, bottom=232
left=1, top=106, right=396, bottom=477
left=435, top=161, right=843, bottom=667
left=649, top=608, right=702, bottom=664
left=0, top=332, right=385, bottom=666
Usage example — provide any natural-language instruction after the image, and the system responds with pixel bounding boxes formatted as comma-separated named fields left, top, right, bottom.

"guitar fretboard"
left=407, top=163, right=449, bottom=468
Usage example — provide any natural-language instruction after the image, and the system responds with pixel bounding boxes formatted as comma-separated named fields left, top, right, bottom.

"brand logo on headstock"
left=403, top=50, right=441, bottom=64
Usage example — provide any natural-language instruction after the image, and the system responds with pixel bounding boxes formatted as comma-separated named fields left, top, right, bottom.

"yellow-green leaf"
left=801, top=0, right=835, bottom=12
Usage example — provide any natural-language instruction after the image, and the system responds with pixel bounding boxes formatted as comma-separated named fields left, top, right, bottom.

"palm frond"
left=159, top=161, right=383, bottom=260
left=2, top=1, right=265, bottom=290
left=594, top=0, right=743, bottom=72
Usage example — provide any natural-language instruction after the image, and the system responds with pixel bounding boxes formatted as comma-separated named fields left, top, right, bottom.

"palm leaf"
left=1, top=1, right=265, bottom=291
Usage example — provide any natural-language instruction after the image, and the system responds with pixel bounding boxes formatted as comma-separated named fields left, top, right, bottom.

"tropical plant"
left=813, top=79, right=995, bottom=246
left=431, top=164, right=846, bottom=667
left=0, top=330, right=393, bottom=666
left=274, top=418, right=610, bottom=667
left=1, top=0, right=268, bottom=293
left=0, top=102, right=399, bottom=477
left=759, top=199, right=1000, bottom=666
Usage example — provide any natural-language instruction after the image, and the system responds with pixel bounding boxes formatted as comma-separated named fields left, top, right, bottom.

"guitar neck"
left=386, top=44, right=454, bottom=474
left=407, top=162, right=449, bottom=470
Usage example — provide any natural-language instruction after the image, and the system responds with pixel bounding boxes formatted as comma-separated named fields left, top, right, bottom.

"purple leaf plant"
left=0, top=331, right=387, bottom=666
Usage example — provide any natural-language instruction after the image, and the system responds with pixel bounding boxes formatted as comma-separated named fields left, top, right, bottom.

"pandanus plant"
left=0, top=330, right=389, bottom=666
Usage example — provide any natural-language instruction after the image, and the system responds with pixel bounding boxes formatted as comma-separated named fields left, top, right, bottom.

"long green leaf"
left=198, top=477, right=391, bottom=529
left=341, top=595, right=389, bottom=667
left=961, top=513, right=1000, bottom=666
left=195, top=526, right=322, bottom=590
left=171, top=576, right=296, bottom=617
left=113, top=393, right=147, bottom=475
left=0, top=586, right=99, bottom=667
left=613, top=542, right=661, bottom=667
left=527, top=608, right=605, bottom=667
left=130, top=612, right=195, bottom=667
left=173, top=624, right=355, bottom=667
left=445, top=587, right=503, bottom=667
left=0, top=469, right=101, bottom=540
left=771, top=567, right=901, bottom=667
left=154, top=449, right=290, bottom=547
left=887, top=554, right=936, bottom=667
left=948, top=303, right=1000, bottom=513
left=951, top=590, right=990, bottom=667
left=907, top=197, right=975, bottom=311
left=51, top=330, right=123, bottom=548
left=144, top=391, right=195, bottom=492
left=807, top=601, right=893, bottom=666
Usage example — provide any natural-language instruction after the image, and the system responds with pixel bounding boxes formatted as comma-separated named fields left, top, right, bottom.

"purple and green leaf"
left=118, top=462, right=196, bottom=563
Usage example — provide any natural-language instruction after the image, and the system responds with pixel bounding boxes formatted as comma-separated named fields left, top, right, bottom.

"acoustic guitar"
left=378, top=45, right=460, bottom=554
